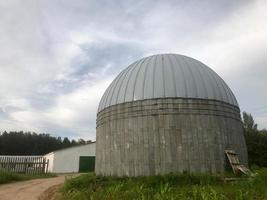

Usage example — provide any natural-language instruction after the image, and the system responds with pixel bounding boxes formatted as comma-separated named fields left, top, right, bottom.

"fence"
left=0, top=156, right=49, bottom=174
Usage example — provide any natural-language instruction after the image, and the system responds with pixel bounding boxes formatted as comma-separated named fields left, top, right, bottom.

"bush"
left=245, top=131, right=267, bottom=167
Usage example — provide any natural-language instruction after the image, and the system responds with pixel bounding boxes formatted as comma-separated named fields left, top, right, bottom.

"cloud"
left=4, top=79, right=111, bottom=139
left=0, top=0, right=266, bottom=139
left=193, top=0, right=267, bottom=129
left=43, top=79, right=112, bottom=139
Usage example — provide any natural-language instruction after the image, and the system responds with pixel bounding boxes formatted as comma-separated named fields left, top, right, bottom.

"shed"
left=44, top=142, right=95, bottom=173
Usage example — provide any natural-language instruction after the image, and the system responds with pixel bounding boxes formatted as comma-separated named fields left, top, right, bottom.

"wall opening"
left=79, top=156, right=95, bottom=172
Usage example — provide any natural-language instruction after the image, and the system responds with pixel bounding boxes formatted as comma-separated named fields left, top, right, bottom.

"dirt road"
left=0, top=174, right=72, bottom=200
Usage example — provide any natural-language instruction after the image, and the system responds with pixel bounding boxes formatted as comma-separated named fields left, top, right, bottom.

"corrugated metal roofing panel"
left=98, top=54, right=239, bottom=112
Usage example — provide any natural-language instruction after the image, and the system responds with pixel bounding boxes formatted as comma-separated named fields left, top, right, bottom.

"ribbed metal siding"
left=98, top=54, right=238, bottom=112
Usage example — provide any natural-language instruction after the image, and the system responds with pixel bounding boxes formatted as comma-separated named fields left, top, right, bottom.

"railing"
left=0, top=156, right=49, bottom=174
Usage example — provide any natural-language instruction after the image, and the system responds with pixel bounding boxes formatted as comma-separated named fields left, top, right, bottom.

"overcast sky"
left=0, top=0, right=266, bottom=140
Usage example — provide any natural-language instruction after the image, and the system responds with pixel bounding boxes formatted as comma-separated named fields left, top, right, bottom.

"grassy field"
left=0, top=170, right=56, bottom=184
left=61, top=168, right=267, bottom=200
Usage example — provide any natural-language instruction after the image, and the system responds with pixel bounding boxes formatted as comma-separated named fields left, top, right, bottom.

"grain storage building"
left=95, top=54, right=247, bottom=176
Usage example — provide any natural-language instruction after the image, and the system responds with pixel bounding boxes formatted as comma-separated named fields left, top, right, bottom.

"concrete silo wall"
left=95, top=98, right=247, bottom=176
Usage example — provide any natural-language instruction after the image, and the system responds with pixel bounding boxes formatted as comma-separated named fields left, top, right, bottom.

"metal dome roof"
left=98, top=54, right=238, bottom=112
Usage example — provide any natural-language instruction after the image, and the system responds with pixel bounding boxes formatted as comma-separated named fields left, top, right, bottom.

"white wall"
left=50, top=143, right=95, bottom=173
left=44, top=153, right=54, bottom=173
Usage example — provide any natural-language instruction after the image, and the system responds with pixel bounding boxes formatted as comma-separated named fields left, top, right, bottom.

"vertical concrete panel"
left=142, top=115, right=150, bottom=176
left=147, top=115, right=156, bottom=175
left=164, top=114, right=172, bottom=173
left=110, top=120, right=114, bottom=175
left=132, top=116, right=138, bottom=176
left=124, top=117, right=129, bottom=176
left=153, top=114, right=160, bottom=174
left=169, top=115, right=177, bottom=172
left=128, top=117, right=134, bottom=176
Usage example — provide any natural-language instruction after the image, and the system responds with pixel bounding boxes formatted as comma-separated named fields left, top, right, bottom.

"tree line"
left=0, top=131, right=92, bottom=155
left=242, top=112, right=267, bottom=168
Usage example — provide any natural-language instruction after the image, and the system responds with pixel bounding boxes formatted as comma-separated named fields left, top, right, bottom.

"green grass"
left=0, top=170, right=56, bottom=184
left=61, top=168, right=267, bottom=200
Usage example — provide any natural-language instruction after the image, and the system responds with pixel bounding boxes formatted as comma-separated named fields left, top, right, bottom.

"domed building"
left=95, top=54, right=247, bottom=176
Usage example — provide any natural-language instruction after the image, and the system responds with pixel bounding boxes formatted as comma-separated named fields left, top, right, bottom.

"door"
left=79, top=156, right=95, bottom=172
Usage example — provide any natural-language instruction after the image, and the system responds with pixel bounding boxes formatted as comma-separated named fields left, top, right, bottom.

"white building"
left=44, top=142, right=95, bottom=173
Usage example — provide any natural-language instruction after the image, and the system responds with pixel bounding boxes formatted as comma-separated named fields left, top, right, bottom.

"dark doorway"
left=79, top=156, right=95, bottom=172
